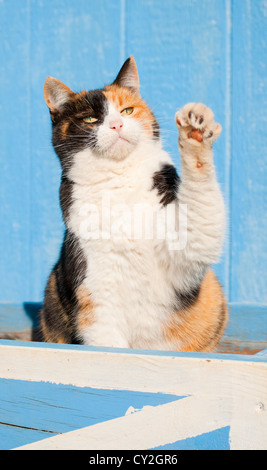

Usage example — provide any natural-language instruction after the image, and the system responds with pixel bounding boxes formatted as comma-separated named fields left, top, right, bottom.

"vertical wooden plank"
left=0, top=0, right=31, bottom=302
left=231, top=0, right=267, bottom=303
left=124, top=0, right=231, bottom=293
left=29, top=0, right=123, bottom=300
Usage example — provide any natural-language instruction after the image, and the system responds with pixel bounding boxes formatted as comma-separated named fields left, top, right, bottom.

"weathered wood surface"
left=0, top=0, right=266, bottom=452
left=0, top=340, right=266, bottom=450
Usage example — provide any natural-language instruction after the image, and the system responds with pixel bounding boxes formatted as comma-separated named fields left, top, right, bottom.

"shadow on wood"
left=0, top=303, right=43, bottom=342
left=23, top=303, right=43, bottom=341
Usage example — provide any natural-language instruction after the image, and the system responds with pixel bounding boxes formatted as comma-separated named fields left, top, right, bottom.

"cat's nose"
left=109, top=120, right=123, bottom=132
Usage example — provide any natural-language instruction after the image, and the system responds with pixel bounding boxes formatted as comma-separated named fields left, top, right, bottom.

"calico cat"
left=40, top=56, right=228, bottom=351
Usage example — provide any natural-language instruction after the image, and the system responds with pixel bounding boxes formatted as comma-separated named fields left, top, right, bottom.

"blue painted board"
left=0, top=377, right=183, bottom=450
left=0, top=424, right=51, bottom=452
left=0, top=1, right=31, bottom=301
left=0, top=303, right=41, bottom=338
left=255, top=348, right=267, bottom=358
left=222, top=305, right=267, bottom=342
left=0, top=0, right=266, bottom=309
left=231, top=0, right=267, bottom=303
left=152, top=426, right=230, bottom=450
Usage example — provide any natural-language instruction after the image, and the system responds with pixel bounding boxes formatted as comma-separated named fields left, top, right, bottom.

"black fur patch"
left=175, top=284, right=201, bottom=310
left=42, top=230, right=87, bottom=344
left=60, top=175, right=73, bottom=223
left=152, top=116, right=160, bottom=139
left=213, top=300, right=227, bottom=341
left=152, top=164, right=181, bottom=206
left=52, top=89, right=108, bottom=169
left=59, top=230, right=87, bottom=292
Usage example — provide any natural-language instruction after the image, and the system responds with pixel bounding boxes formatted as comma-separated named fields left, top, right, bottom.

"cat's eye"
left=121, top=107, right=134, bottom=116
left=83, top=117, right=98, bottom=124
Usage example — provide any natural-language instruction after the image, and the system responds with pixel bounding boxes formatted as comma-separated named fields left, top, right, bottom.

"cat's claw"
left=175, top=103, right=221, bottom=146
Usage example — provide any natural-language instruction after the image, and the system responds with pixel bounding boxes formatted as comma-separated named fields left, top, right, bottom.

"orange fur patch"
left=76, top=284, right=95, bottom=333
left=40, top=272, right=70, bottom=343
left=164, top=270, right=228, bottom=352
left=61, top=121, right=70, bottom=138
left=103, top=84, right=155, bottom=135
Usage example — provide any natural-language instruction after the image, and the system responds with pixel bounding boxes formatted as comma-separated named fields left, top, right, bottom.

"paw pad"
left=175, top=103, right=221, bottom=145
left=188, top=129, right=203, bottom=143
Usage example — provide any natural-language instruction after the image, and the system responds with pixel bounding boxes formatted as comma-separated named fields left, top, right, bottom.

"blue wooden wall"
left=0, top=0, right=266, bottom=307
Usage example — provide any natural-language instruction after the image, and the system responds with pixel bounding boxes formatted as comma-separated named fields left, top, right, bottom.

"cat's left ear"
left=44, top=77, right=75, bottom=121
left=113, top=56, right=139, bottom=93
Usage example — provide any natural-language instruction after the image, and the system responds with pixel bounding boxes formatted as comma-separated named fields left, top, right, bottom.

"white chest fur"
left=67, top=141, right=178, bottom=348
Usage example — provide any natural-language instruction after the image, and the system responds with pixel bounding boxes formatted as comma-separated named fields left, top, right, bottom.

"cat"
left=40, top=56, right=228, bottom=351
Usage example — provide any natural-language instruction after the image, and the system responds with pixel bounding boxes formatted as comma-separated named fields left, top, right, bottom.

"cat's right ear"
left=44, top=77, right=75, bottom=121
left=113, top=56, right=139, bottom=93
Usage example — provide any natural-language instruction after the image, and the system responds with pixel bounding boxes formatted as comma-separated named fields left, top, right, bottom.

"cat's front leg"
left=174, top=103, right=225, bottom=265
left=175, top=102, right=222, bottom=178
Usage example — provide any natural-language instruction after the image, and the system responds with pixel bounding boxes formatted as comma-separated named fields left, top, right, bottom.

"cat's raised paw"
left=175, top=103, right=222, bottom=146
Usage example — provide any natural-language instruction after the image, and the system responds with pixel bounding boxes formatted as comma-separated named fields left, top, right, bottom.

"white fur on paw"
left=175, top=103, right=222, bottom=145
